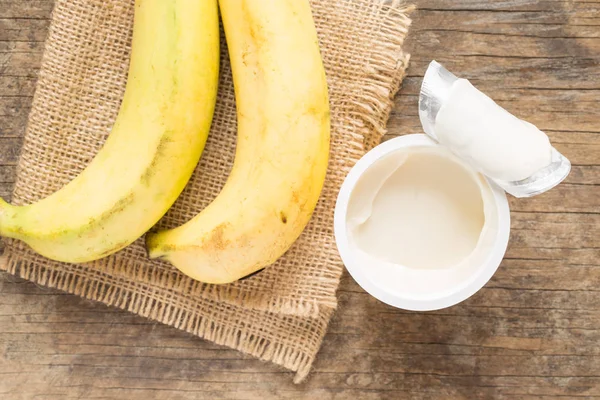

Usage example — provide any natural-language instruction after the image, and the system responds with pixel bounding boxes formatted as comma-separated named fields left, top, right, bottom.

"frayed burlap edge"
left=2, top=252, right=333, bottom=383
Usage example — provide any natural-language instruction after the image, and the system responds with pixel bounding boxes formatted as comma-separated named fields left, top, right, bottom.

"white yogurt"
left=347, top=146, right=487, bottom=271
left=335, top=135, right=510, bottom=310
left=419, top=61, right=570, bottom=198
left=435, top=79, right=552, bottom=182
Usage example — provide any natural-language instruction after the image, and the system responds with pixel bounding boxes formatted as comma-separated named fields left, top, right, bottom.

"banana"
left=146, top=0, right=331, bottom=284
left=0, top=0, right=220, bottom=263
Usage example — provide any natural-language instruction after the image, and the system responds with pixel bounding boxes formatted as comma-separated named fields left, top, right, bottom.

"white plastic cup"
left=334, top=134, right=511, bottom=311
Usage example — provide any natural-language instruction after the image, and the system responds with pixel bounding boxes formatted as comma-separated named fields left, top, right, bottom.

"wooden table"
left=1, top=1, right=599, bottom=398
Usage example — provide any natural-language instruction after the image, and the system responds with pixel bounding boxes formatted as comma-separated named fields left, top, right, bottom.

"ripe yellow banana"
left=146, top=0, right=331, bottom=284
left=0, top=0, right=220, bottom=263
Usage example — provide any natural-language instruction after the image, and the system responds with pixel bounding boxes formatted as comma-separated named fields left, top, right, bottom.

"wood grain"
left=1, top=0, right=599, bottom=398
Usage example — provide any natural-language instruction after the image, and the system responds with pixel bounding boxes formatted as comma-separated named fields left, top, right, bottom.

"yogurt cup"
left=333, top=61, right=569, bottom=311
left=334, top=134, right=510, bottom=311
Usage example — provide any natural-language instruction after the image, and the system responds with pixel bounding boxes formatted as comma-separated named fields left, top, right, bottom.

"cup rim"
left=334, top=134, right=511, bottom=311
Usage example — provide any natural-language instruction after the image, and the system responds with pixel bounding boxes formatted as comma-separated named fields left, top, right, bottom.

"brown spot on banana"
left=203, top=222, right=232, bottom=251
left=140, top=135, right=174, bottom=185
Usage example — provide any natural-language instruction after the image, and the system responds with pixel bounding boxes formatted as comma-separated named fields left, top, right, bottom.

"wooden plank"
left=0, top=17, right=50, bottom=43
left=0, top=97, right=32, bottom=138
left=0, top=1, right=54, bottom=19
left=0, top=75, right=38, bottom=97
left=0, top=137, right=24, bottom=164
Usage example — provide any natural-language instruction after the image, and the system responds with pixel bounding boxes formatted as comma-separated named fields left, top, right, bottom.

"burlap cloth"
left=1, top=0, right=413, bottom=382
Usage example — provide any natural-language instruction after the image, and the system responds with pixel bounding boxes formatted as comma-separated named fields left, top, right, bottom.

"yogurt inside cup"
left=347, top=146, right=488, bottom=272
left=334, top=134, right=510, bottom=311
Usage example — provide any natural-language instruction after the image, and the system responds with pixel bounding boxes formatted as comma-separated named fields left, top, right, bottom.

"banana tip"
left=145, top=231, right=171, bottom=260
left=145, top=233, right=159, bottom=259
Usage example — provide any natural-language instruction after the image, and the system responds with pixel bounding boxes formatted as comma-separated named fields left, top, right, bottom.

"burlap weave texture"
left=1, top=0, right=413, bottom=381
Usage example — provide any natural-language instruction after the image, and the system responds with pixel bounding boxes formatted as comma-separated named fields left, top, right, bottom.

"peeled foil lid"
left=418, top=60, right=571, bottom=198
